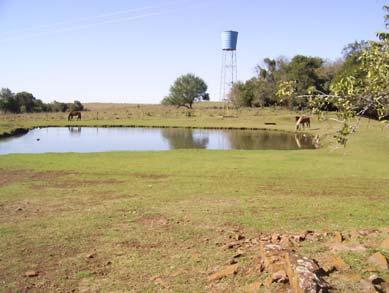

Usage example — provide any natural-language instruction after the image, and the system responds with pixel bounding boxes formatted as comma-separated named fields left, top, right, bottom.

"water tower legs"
left=219, top=50, right=237, bottom=103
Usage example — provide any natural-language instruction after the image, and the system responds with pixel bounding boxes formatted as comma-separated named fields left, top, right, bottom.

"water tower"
left=220, top=30, right=238, bottom=102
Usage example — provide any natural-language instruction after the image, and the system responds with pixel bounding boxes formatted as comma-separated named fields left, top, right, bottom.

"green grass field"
left=0, top=104, right=388, bottom=291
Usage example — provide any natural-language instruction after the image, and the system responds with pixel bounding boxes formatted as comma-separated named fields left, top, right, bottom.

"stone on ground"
left=367, top=252, right=389, bottom=271
left=380, top=237, right=389, bottom=250
left=24, top=271, right=39, bottom=277
left=208, top=264, right=239, bottom=282
left=323, top=255, right=350, bottom=271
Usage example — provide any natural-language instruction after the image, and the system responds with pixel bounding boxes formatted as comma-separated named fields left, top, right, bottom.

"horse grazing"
left=68, top=111, right=82, bottom=121
left=295, top=116, right=310, bottom=130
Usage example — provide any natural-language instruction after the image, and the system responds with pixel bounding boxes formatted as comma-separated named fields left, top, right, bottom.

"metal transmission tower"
left=220, top=31, right=238, bottom=103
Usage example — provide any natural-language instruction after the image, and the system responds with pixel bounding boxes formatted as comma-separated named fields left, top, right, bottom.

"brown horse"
left=295, top=116, right=310, bottom=130
left=68, top=111, right=81, bottom=121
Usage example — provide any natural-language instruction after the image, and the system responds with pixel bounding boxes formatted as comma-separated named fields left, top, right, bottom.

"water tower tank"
left=221, top=31, right=238, bottom=51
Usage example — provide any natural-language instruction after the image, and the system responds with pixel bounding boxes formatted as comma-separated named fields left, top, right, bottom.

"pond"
left=0, top=127, right=317, bottom=154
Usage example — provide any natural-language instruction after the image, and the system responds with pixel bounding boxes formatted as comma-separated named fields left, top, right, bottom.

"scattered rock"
left=332, top=231, right=344, bottom=243
left=358, top=229, right=377, bottom=237
left=271, top=233, right=281, bottom=243
left=292, top=233, right=306, bottom=243
left=361, top=275, right=387, bottom=293
left=233, top=249, right=245, bottom=259
left=224, top=241, right=241, bottom=250
left=368, top=274, right=385, bottom=285
left=24, top=271, right=38, bottom=277
left=263, top=276, right=274, bottom=288
left=235, top=234, right=245, bottom=241
left=243, top=281, right=262, bottom=292
left=325, top=255, right=350, bottom=271
left=368, top=274, right=379, bottom=282
left=367, top=252, right=389, bottom=271
left=259, top=243, right=287, bottom=274
left=339, top=272, right=363, bottom=282
left=86, top=253, right=96, bottom=259
left=251, top=238, right=260, bottom=244
left=360, top=279, right=378, bottom=292
left=259, top=242, right=329, bottom=292
left=272, top=270, right=288, bottom=283
left=329, top=242, right=367, bottom=253
left=260, top=235, right=270, bottom=242
left=378, top=281, right=389, bottom=292
left=349, top=230, right=360, bottom=240
left=307, top=232, right=323, bottom=241
left=244, top=238, right=251, bottom=243
left=286, top=253, right=329, bottom=292
left=258, top=259, right=265, bottom=273
left=304, top=230, right=314, bottom=236
left=208, top=264, right=239, bottom=282
left=279, top=236, right=294, bottom=248
left=380, top=237, right=389, bottom=250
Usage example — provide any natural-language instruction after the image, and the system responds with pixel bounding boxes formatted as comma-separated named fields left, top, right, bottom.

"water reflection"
left=68, top=127, right=82, bottom=136
left=0, top=127, right=317, bottom=154
left=226, top=130, right=315, bottom=150
left=161, top=128, right=209, bottom=149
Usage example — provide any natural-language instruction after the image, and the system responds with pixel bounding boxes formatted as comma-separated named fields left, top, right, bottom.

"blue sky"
left=0, top=0, right=386, bottom=103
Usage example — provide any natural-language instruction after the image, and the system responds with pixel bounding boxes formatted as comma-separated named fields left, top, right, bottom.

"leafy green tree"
left=0, top=88, right=85, bottom=113
left=32, top=98, right=48, bottom=112
left=0, top=88, right=19, bottom=113
left=277, top=7, right=389, bottom=146
left=162, top=74, right=209, bottom=108
left=230, top=80, right=256, bottom=107
left=232, top=55, right=334, bottom=109
left=342, top=41, right=370, bottom=58
left=15, top=91, right=36, bottom=113
left=251, top=79, right=277, bottom=107
left=284, top=55, right=324, bottom=95
left=69, top=100, right=84, bottom=111
left=332, top=41, right=370, bottom=88
left=256, top=58, right=277, bottom=83
left=49, top=101, right=69, bottom=112
left=316, top=60, right=343, bottom=94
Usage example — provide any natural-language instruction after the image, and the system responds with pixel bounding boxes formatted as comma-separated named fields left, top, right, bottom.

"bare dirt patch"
left=0, top=168, right=71, bottom=187
left=130, top=173, right=170, bottom=180
left=115, top=239, right=161, bottom=249
left=0, top=190, right=126, bottom=223
left=137, top=214, right=169, bottom=227
left=30, top=178, right=125, bottom=189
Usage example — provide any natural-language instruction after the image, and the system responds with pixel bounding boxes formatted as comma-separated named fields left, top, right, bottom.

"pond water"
left=0, top=127, right=316, bottom=154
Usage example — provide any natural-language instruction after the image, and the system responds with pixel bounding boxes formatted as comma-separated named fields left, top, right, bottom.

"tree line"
left=230, top=41, right=372, bottom=110
left=0, top=88, right=84, bottom=113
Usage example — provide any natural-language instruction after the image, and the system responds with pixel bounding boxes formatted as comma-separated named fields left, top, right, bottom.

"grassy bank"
left=0, top=103, right=338, bottom=138
left=0, top=104, right=388, bottom=291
